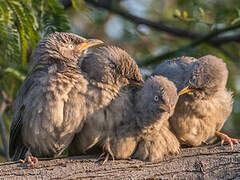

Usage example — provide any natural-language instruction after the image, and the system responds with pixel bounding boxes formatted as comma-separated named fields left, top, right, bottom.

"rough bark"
left=0, top=143, right=240, bottom=179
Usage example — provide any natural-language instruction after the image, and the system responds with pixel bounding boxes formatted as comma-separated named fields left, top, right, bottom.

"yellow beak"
left=130, top=80, right=144, bottom=88
left=79, top=39, right=104, bottom=50
left=177, top=86, right=194, bottom=96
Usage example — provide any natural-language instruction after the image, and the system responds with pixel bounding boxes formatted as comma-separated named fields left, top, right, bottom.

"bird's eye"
left=154, top=95, right=159, bottom=102
left=68, top=44, right=74, bottom=49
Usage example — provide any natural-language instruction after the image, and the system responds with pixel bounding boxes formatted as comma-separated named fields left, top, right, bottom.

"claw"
left=215, top=131, right=239, bottom=150
left=19, top=155, right=38, bottom=167
left=102, top=153, right=109, bottom=165
left=96, top=152, right=105, bottom=161
left=96, top=152, right=114, bottom=165
left=19, top=159, right=25, bottom=163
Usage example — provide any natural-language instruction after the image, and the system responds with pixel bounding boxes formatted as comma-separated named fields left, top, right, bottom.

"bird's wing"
left=9, top=73, right=38, bottom=160
left=9, top=106, right=28, bottom=160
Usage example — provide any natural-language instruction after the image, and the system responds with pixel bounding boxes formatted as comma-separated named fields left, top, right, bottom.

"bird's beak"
left=129, top=80, right=144, bottom=88
left=159, top=104, right=170, bottom=113
left=178, top=86, right=194, bottom=96
left=79, top=39, right=104, bottom=50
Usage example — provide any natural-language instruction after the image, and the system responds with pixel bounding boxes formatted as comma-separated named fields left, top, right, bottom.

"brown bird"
left=107, top=76, right=181, bottom=162
left=152, top=55, right=238, bottom=148
left=9, top=32, right=103, bottom=165
left=69, top=45, right=144, bottom=157
left=70, top=75, right=183, bottom=162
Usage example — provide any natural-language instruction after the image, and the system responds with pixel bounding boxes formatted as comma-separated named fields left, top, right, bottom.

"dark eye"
left=68, top=44, right=73, bottom=49
left=154, top=95, right=159, bottom=102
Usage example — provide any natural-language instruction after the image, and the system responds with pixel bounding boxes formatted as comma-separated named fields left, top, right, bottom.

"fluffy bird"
left=70, top=76, right=183, bottom=162
left=10, top=33, right=144, bottom=166
left=9, top=32, right=104, bottom=164
left=69, top=45, right=144, bottom=157
left=109, top=76, right=182, bottom=162
left=152, top=55, right=238, bottom=148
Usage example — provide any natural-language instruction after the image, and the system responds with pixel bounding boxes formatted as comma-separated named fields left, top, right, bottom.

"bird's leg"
left=19, top=155, right=38, bottom=167
left=96, top=152, right=115, bottom=165
left=215, top=131, right=239, bottom=149
left=102, top=153, right=109, bottom=165
left=96, top=152, right=106, bottom=161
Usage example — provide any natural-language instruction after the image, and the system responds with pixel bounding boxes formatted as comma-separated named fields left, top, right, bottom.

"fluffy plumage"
left=10, top=32, right=143, bottom=161
left=69, top=46, right=143, bottom=155
left=70, top=76, right=180, bottom=162
left=152, top=55, right=233, bottom=146
left=9, top=32, right=104, bottom=161
left=112, top=76, right=180, bottom=162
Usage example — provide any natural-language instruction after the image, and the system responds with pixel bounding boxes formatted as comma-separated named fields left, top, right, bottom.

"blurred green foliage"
left=0, top=0, right=239, bottom=162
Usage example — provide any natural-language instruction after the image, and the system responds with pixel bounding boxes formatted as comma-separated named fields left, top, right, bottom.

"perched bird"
left=110, top=76, right=183, bottom=162
left=9, top=32, right=104, bottom=164
left=69, top=45, right=144, bottom=156
left=70, top=76, right=184, bottom=162
left=152, top=55, right=238, bottom=148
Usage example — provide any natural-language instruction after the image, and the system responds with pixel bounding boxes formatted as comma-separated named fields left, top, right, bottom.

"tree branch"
left=212, top=33, right=240, bottom=44
left=0, top=143, right=240, bottom=179
left=84, top=0, right=202, bottom=39
left=60, top=0, right=240, bottom=65
left=139, top=23, right=240, bottom=66
left=79, top=0, right=240, bottom=45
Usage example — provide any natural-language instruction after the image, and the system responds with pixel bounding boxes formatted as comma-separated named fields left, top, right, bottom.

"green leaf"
left=236, top=8, right=240, bottom=17
left=183, top=11, right=188, bottom=19
left=231, top=17, right=240, bottom=25
left=41, top=0, right=70, bottom=35
left=7, top=0, right=29, bottom=65
left=71, top=0, right=79, bottom=10
left=173, top=9, right=181, bottom=18
left=71, top=0, right=89, bottom=11
left=0, top=1, right=21, bottom=66
left=199, top=8, right=205, bottom=17
left=4, top=67, right=26, bottom=81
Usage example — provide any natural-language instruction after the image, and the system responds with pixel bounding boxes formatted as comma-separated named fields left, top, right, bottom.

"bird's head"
left=136, top=76, right=180, bottom=122
left=179, top=55, right=229, bottom=97
left=81, top=46, right=143, bottom=87
left=30, top=32, right=103, bottom=69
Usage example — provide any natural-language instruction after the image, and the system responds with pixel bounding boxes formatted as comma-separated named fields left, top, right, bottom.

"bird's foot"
left=19, top=155, right=38, bottom=167
left=96, top=152, right=114, bottom=165
left=215, top=131, right=239, bottom=150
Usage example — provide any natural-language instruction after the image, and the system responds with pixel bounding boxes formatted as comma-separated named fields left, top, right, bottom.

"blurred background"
left=0, top=0, right=239, bottom=162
